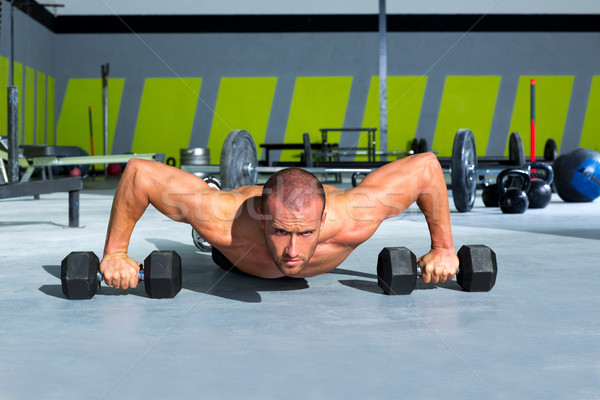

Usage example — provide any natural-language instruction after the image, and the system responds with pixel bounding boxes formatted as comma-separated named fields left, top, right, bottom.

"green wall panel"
left=36, top=71, right=46, bottom=144
left=362, top=76, right=428, bottom=158
left=132, top=77, right=202, bottom=162
left=580, top=76, right=600, bottom=152
left=0, top=56, right=7, bottom=135
left=0, top=58, right=24, bottom=145
left=57, top=78, right=125, bottom=154
left=508, top=76, right=574, bottom=157
left=208, top=77, right=277, bottom=164
left=433, top=76, right=501, bottom=157
left=14, top=62, right=23, bottom=144
left=47, top=76, right=55, bottom=145
left=283, top=77, right=353, bottom=161
left=24, top=67, right=35, bottom=145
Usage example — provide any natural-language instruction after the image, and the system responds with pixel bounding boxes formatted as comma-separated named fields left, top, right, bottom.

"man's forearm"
left=416, top=157, right=455, bottom=250
left=103, top=161, right=150, bottom=256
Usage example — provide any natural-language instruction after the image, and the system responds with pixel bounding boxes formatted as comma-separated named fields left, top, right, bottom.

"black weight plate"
left=411, top=138, right=419, bottom=153
left=544, top=138, right=558, bottom=162
left=508, top=132, right=526, bottom=166
left=219, top=130, right=258, bottom=189
left=192, top=228, right=212, bottom=252
left=351, top=172, right=369, bottom=187
left=451, top=129, right=478, bottom=212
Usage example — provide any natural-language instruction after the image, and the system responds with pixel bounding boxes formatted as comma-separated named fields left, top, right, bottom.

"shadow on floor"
left=41, top=238, right=466, bottom=301
left=145, top=238, right=311, bottom=302
left=40, top=238, right=311, bottom=302
left=0, top=220, right=66, bottom=228
left=40, top=262, right=310, bottom=303
left=41, top=264, right=159, bottom=299
left=331, top=268, right=463, bottom=294
left=194, top=268, right=310, bottom=303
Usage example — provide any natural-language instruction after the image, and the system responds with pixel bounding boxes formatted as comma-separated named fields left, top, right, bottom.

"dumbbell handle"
left=96, top=271, right=144, bottom=282
left=416, top=266, right=460, bottom=277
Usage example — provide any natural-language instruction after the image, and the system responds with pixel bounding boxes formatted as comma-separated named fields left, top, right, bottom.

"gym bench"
left=0, top=177, right=83, bottom=227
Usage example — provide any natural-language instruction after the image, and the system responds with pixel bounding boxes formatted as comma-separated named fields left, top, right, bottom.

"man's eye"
left=275, top=229, right=287, bottom=235
left=302, top=231, right=313, bottom=237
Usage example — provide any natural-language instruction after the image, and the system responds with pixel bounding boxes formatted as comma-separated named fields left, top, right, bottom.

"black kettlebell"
left=482, top=183, right=500, bottom=207
left=527, top=162, right=554, bottom=209
left=483, top=168, right=528, bottom=208
left=496, top=169, right=531, bottom=214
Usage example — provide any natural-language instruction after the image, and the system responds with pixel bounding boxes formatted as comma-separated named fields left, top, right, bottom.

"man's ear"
left=320, top=211, right=327, bottom=230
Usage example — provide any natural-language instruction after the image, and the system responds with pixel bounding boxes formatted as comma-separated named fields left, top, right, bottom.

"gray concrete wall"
left=2, top=3, right=599, bottom=156
left=53, top=31, right=600, bottom=155
left=0, top=0, right=55, bottom=143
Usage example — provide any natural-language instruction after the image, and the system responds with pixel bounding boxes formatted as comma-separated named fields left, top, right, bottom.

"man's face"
left=259, top=196, right=326, bottom=276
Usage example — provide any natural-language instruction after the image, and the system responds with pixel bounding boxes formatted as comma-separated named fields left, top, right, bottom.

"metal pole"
left=10, top=1, right=14, bottom=86
left=101, top=63, right=109, bottom=175
left=530, top=79, right=536, bottom=163
left=8, top=86, right=20, bottom=183
left=10, top=2, right=21, bottom=146
left=68, top=190, right=80, bottom=228
left=378, top=0, right=388, bottom=161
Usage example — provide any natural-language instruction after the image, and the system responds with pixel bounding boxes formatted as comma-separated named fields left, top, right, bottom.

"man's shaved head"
left=259, top=168, right=327, bottom=276
left=260, top=168, right=326, bottom=216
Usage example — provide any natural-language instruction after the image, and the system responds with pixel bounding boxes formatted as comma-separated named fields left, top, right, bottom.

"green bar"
left=132, top=77, right=202, bottom=162
left=283, top=77, right=353, bottom=162
left=433, top=76, right=502, bottom=157
left=208, top=77, right=277, bottom=164
left=47, top=76, right=56, bottom=145
left=580, top=76, right=600, bottom=152
left=14, top=62, right=23, bottom=145
left=362, top=76, right=428, bottom=157
left=0, top=56, right=8, bottom=134
left=57, top=78, right=125, bottom=153
left=24, top=67, right=36, bottom=145
left=36, top=71, right=46, bottom=144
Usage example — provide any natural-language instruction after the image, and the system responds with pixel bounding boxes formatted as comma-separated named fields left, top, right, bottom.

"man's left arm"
left=345, top=153, right=459, bottom=283
left=413, top=155, right=459, bottom=284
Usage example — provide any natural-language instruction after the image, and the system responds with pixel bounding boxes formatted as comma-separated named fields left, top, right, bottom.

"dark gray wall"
left=2, top=3, right=599, bottom=156
left=53, top=31, right=600, bottom=155
left=0, top=1, right=55, bottom=73
left=0, top=0, right=55, bottom=143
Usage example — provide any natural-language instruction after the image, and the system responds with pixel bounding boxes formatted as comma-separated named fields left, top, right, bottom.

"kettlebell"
left=482, top=183, right=500, bottom=207
left=527, top=162, right=554, bottom=208
left=496, top=169, right=531, bottom=214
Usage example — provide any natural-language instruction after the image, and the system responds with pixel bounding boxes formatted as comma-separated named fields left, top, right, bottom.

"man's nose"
left=285, top=234, right=299, bottom=258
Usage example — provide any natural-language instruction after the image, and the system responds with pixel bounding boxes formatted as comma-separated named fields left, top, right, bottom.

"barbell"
left=181, top=129, right=535, bottom=212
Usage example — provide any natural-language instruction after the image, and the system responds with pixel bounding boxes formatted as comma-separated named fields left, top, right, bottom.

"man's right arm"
left=100, top=158, right=216, bottom=289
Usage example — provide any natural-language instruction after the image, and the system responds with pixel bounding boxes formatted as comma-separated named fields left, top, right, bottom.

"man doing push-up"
left=99, top=153, right=459, bottom=290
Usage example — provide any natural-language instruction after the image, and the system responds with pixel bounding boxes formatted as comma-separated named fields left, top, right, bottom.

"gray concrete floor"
left=1, top=176, right=599, bottom=399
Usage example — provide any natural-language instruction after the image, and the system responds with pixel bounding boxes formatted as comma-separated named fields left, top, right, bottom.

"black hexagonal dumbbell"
left=377, top=245, right=497, bottom=295
left=61, top=250, right=182, bottom=300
